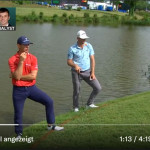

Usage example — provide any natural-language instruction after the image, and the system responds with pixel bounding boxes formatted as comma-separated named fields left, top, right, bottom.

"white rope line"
left=1, top=124, right=150, bottom=126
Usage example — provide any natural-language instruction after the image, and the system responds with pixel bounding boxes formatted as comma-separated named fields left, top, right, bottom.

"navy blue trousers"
left=12, top=85, right=55, bottom=134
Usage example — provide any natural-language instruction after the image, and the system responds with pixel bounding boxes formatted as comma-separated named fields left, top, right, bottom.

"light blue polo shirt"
left=67, top=42, right=95, bottom=71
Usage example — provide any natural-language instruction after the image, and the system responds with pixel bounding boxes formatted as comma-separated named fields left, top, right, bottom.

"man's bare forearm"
left=67, top=59, right=81, bottom=73
left=67, top=59, right=76, bottom=68
left=12, top=61, right=24, bottom=80
left=20, top=71, right=37, bottom=81
left=90, top=55, right=95, bottom=74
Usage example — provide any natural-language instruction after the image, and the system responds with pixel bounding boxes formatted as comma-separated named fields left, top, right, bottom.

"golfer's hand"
left=90, top=73, right=96, bottom=80
left=75, top=65, right=81, bottom=74
left=20, top=52, right=27, bottom=62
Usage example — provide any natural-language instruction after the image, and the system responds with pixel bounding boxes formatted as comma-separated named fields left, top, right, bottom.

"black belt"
left=80, top=69, right=90, bottom=73
left=80, top=71, right=86, bottom=73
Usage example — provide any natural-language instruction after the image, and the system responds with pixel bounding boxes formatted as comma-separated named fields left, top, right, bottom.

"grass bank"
left=1, top=1, right=150, bottom=26
left=1, top=91, right=150, bottom=150
left=15, top=7, right=150, bottom=26
left=15, top=5, right=127, bottom=26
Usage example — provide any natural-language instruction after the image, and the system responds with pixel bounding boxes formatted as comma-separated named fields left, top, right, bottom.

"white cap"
left=77, top=30, right=89, bottom=39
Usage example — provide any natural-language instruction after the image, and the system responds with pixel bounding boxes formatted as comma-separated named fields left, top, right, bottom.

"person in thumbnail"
left=8, top=36, right=64, bottom=138
left=0, top=8, right=12, bottom=26
left=67, top=30, right=102, bottom=112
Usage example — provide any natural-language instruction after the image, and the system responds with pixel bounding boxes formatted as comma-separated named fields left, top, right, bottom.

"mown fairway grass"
left=1, top=91, right=150, bottom=150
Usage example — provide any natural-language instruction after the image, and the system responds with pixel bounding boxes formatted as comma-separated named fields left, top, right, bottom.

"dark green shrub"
left=77, top=7, right=81, bottom=11
left=84, top=17, right=93, bottom=24
left=93, top=14, right=97, bottom=18
left=53, top=14, right=58, bottom=18
left=62, top=13, right=67, bottom=18
left=84, top=12, right=90, bottom=18
left=39, top=12, right=44, bottom=20
left=69, top=14, right=74, bottom=19
left=51, top=14, right=59, bottom=22
left=68, top=5, right=72, bottom=10
left=16, top=0, right=23, bottom=5
left=93, top=14, right=99, bottom=24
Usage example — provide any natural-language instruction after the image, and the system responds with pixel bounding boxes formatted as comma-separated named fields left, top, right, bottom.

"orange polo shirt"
left=8, top=52, right=38, bottom=86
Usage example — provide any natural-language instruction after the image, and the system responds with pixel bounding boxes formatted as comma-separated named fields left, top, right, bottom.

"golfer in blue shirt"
left=67, top=30, right=102, bottom=112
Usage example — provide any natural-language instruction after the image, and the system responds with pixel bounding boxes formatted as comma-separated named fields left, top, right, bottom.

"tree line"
left=110, top=0, right=149, bottom=16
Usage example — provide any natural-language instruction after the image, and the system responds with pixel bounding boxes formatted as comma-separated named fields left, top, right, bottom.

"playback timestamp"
left=120, top=136, right=150, bottom=143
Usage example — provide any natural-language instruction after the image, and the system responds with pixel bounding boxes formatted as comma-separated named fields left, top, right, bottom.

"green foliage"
left=84, top=17, right=93, bottom=24
left=14, top=5, right=150, bottom=26
left=93, top=13, right=97, bottom=18
left=62, top=12, right=67, bottom=18
left=51, top=14, right=59, bottom=22
left=69, top=14, right=74, bottom=20
left=93, top=14, right=100, bottom=24
left=112, top=14, right=120, bottom=21
left=18, top=11, right=150, bottom=26
left=67, top=5, right=72, bottom=10
left=124, top=0, right=137, bottom=16
left=100, top=15, right=113, bottom=23
left=136, top=1, right=147, bottom=11
left=23, top=11, right=38, bottom=22
left=15, top=0, right=23, bottom=5
left=84, top=12, right=90, bottom=18
left=141, top=13, right=150, bottom=25
left=61, top=13, right=68, bottom=24
left=136, top=11, right=150, bottom=18
left=77, top=7, right=81, bottom=11
left=53, top=14, right=58, bottom=18
left=39, top=12, right=44, bottom=20
left=121, top=15, right=141, bottom=25
left=22, top=11, right=46, bottom=22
